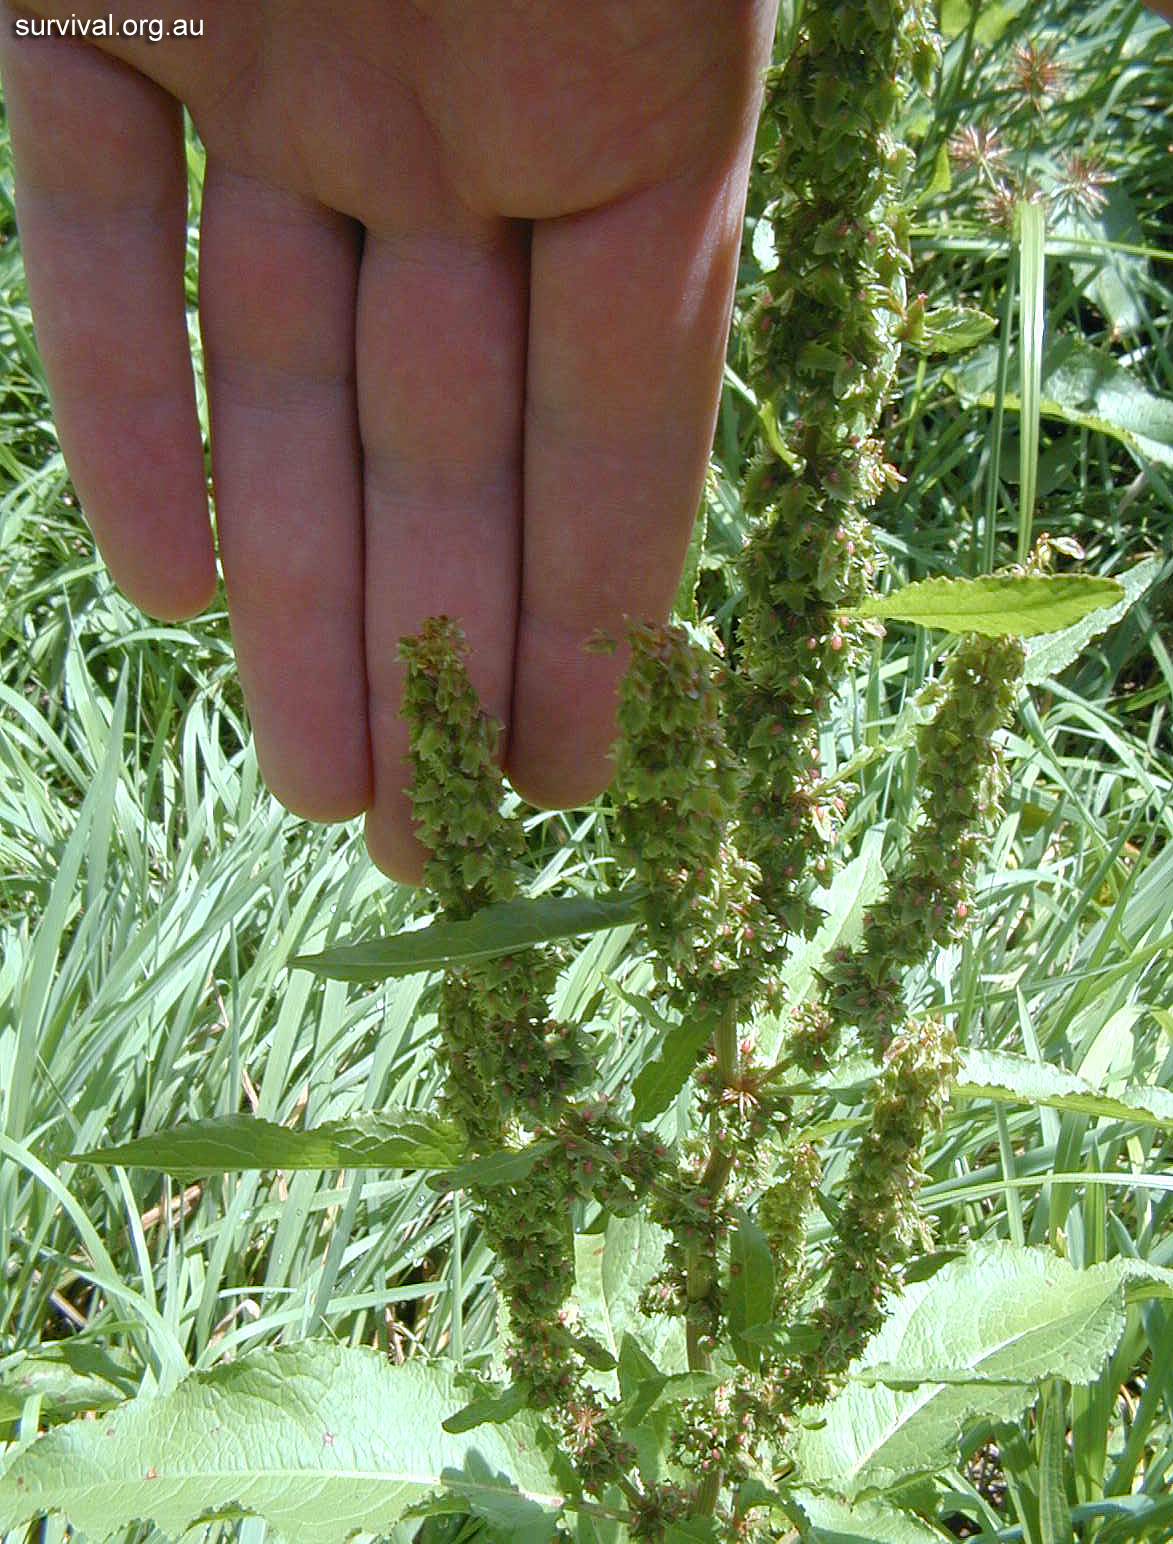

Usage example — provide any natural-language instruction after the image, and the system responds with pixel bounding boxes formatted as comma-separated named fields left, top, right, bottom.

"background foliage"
left=1, top=0, right=1172, bottom=1538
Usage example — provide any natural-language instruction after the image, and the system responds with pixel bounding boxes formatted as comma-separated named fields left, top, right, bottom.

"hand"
left=0, top=2, right=777, bottom=880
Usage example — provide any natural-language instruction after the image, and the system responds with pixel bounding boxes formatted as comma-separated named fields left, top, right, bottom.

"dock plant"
left=0, top=0, right=1159, bottom=1540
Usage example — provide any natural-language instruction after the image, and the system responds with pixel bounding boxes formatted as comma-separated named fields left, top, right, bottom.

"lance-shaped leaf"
left=848, top=575, right=1123, bottom=637
left=915, top=304, right=997, bottom=356
left=73, top=1111, right=463, bottom=1180
left=630, top=1013, right=719, bottom=1123
left=442, top=1383, right=528, bottom=1434
left=426, top=1141, right=557, bottom=1195
left=727, top=1212, right=776, bottom=1372
left=0, top=1346, right=562, bottom=1543
left=292, top=891, right=645, bottom=981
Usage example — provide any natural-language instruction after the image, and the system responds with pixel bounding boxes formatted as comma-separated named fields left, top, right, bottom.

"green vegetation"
left=2, top=0, right=1173, bottom=1539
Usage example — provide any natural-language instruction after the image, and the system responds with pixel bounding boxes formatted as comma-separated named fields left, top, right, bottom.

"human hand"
left=0, top=1, right=777, bottom=880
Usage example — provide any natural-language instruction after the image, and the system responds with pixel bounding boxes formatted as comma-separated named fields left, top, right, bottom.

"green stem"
left=694, top=1466, right=722, bottom=1518
left=714, top=1007, right=739, bottom=1081
left=684, top=1006, right=743, bottom=1513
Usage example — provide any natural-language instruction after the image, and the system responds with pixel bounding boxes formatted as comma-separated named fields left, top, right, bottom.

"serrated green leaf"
left=956, top=1047, right=1173, bottom=1129
left=792, top=1489, right=954, bottom=1541
left=426, top=1141, right=556, bottom=1195
left=728, top=1212, right=776, bottom=1372
left=615, top=1370, right=722, bottom=1432
left=0, top=1345, right=136, bottom=1438
left=665, top=1521, right=719, bottom=1543
left=938, top=0, right=1018, bottom=44
left=292, top=892, right=645, bottom=982
left=1022, top=557, right=1160, bottom=684
left=915, top=305, right=995, bottom=355
left=923, top=142, right=951, bottom=201
left=568, top=1334, right=619, bottom=1374
left=630, top=1015, right=718, bottom=1123
left=674, top=501, right=708, bottom=624
left=850, top=575, right=1122, bottom=636
left=794, top=1243, right=1135, bottom=1500
left=663, top=1519, right=719, bottom=1544
left=74, top=1111, right=464, bottom=1179
left=848, top=1363, right=1035, bottom=1390
left=0, top=1346, right=562, bottom=1542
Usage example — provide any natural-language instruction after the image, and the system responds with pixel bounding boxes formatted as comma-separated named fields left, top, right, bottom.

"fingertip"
left=506, top=622, right=625, bottom=813
left=363, top=807, right=430, bottom=888
left=272, top=781, right=372, bottom=829
left=506, top=747, right=616, bottom=814
left=250, top=726, right=373, bottom=829
left=103, top=529, right=218, bottom=622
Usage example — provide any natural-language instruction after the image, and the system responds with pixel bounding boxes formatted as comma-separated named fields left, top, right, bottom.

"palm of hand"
left=0, top=0, right=776, bottom=878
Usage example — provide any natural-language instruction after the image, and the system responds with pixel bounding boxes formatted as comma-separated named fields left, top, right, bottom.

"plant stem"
left=715, top=1006, right=738, bottom=1080
left=684, top=1006, right=745, bottom=1514
left=694, top=1466, right=722, bottom=1518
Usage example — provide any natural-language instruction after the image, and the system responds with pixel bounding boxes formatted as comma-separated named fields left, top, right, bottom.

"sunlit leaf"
left=851, top=574, right=1122, bottom=636
left=293, top=892, right=645, bottom=982
left=0, top=1347, right=562, bottom=1542
left=74, top=1111, right=463, bottom=1179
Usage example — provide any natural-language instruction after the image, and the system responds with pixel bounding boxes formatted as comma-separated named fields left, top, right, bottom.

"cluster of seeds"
left=611, top=618, right=781, bottom=1023
left=810, top=633, right=1027, bottom=1063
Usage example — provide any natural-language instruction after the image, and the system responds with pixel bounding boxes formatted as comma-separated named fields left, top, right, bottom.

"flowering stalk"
left=401, top=620, right=637, bottom=1496
left=612, top=620, right=791, bottom=1517
left=792, top=1016, right=959, bottom=1409
left=729, top=0, right=940, bottom=937
left=792, top=631, right=1027, bottom=1070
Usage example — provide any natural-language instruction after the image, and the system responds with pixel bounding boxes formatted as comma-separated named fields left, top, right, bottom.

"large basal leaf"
left=1022, top=556, right=1161, bottom=685
left=793, top=1242, right=1138, bottom=1500
left=957, top=1047, right=1173, bottom=1129
left=0, top=1346, right=562, bottom=1542
left=851, top=575, right=1122, bottom=636
left=0, top=1343, right=137, bottom=1439
left=292, top=892, right=645, bottom=982
left=1052, top=192, right=1149, bottom=338
left=950, top=336, right=1173, bottom=468
left=73, top=1110, right=464, bottom=1179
